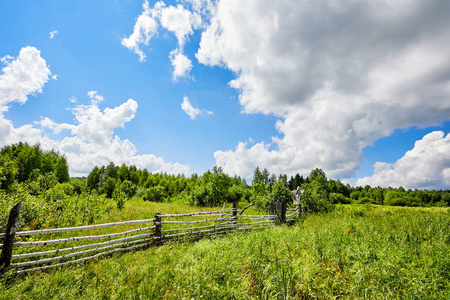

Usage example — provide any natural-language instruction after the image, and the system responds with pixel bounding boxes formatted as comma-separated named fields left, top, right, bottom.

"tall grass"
left=1, top=204, right=449, bottom=299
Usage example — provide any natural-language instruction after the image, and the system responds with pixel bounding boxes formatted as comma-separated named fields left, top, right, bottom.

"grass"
left=1, top=203, right=449, bottom=299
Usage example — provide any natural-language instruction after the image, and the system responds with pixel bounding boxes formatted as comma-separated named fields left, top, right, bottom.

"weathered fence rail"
left=0, top=201, right=292, bottom=275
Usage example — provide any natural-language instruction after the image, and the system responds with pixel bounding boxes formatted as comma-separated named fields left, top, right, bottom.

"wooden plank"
left=13, top=230, right=155, bottom=248
left=12, top=237, right=155, bottom=268
left=163, top=225, right=235, bottom=239
left=9, top=219, right=155, bottom=237
left=12, top=232, right=155, bottom=259
left=238, top=215, right=276, bottom=219
left=13, top=241, right=151, bottom=274
left=160, top=222, right=231, bottom=233
left=160, top=217, right=232, bottom=225
left=237, top=220, right=275, bottom=227
left=158, top=209, right=233, bottom=218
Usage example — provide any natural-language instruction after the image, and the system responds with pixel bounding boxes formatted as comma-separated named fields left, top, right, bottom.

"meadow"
left=1, top=201, right=448, bottom=299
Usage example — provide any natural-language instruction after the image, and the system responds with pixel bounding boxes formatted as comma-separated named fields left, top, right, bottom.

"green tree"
left=301, top=169, right=333, bottom=214
left=0, top=155, right=17, bottom=191
left=55, top=156, right=70, bottom=183
left=118, top=180, right=136, bottom=198
left=103, top=177, right=117, bottom=198
left=86, top=166, right=101, bottom=191
left=143, top=186, right=166, bottom=202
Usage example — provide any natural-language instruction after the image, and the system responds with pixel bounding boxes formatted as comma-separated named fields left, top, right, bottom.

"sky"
left=1, top=0, right=450, bottom=190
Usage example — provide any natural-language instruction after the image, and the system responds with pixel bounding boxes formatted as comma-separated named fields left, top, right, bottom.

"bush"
left=330, top=193, right=351, bottom=204
left=118, top=180, right=136, bottom=198
left=302, top=180, right=334, bottom=214
left=113, top=189, right=127, bottom=210
left=187, top=184, right=209, bottom=206
left=357, top=197, right=372, bottom=204
left=143, top=186, right=166, bottom=202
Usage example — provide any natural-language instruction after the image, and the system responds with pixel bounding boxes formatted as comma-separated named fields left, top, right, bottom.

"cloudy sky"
left=1, top=0, right=450, bottom=189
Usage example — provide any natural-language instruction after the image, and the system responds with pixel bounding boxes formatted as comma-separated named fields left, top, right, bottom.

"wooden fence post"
left=281, top=200, right=286, bottom=224
left=0, top=201, right=22, bottom=273
left=273, top=200, right=286, bottom=225
left=154, top=213, right=162, bottom=245
left=269, top=202, right=275, bottom=216
left=232, top=202, right=238, bottom=230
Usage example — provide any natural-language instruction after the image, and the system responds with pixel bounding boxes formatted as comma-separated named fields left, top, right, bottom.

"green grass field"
left=1, top=202, right=449, bottom=299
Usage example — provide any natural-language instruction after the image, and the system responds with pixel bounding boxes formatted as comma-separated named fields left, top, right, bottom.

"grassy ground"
left=1, top=203, right=449, bottom=299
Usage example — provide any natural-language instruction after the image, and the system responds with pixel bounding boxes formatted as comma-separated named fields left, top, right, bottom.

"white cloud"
left=170, top=49, right=193, bottom=80
left=49, top=30, right=58, bottom=39
left=180, top=95, right=213, bottom=119
left=181, top=96, right=201, bottom=119
left=159, top=4, right=202, bottom=47
left=38, top=91, right=138, bottom=146
left=356, top=131, right=450, bottom=189
left=0, top=115, right=56, bottom=150
left=0, top=46, right=52, bottom=111
left=87, top=90, right=104, bottom=104
left=196, top=0, right=450, bottom=184
left=121, top=0, right=161, bottom=62
left=123, top=1, right=203, bottom=80
left=41, top=95, right=191, bottom=176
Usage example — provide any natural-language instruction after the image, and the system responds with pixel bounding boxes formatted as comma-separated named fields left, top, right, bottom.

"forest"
left=1, top=142, right=449, bottom=232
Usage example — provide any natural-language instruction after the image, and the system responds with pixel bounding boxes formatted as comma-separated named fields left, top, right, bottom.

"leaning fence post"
left=0, top=201, right=22, bottom=274
left=154, top=213, right=162, bottom=246
left=232, top=202, right=238, bottom=230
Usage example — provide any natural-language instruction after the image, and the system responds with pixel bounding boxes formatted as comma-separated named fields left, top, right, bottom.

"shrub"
left=330, top=193, right=351, bottom=204
left=302, top=180, right=334, bottom=214
left=143, top=186, right=166, bottom=202
left=113, top=189, right=127, bottom=210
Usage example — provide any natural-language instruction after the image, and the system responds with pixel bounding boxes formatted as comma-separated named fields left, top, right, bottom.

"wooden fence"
left=0, top=202, right=286, bottom=275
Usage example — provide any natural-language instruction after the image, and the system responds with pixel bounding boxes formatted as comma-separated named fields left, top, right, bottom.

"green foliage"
left=143, top=185, right=166, bottom=202
left=118, top=180, right=136, bottom=198
left=0, top=154, right=18, bottom=191
left=113, top=189, right=127, bottom=210
left=0, top=184, right=112, bottom=231
left=329, top=192, right=350, bottom=204
left=254, top=180, right=292, bottom=211
left=300, top=169, right=334, bottom=214
left=103, top=177, right=116, bottom=198
left=0, top=143, right=70, bottom=186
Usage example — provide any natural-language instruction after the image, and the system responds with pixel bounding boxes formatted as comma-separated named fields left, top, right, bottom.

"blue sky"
left=1, top=0, right=450, bottom=189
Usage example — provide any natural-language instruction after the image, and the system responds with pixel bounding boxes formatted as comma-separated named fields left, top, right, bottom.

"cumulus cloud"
left=121, top=0, right=161, bottom=62
left=159, top=4, right=202, bottom=48
left=170, top=50, right=193, bottom=81
left=196, top=0, right=450, bottom=184
left=0, top=47, right=56, bottom=150
left=123, top=1, right=202, bottom=79
left=356, top=131, right=450, bottom=189
left=0, top=46, right=52, bottom=111
left=181, top=96, right=201, bottom=119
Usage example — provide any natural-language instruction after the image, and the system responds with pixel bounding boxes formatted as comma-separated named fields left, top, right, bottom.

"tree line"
left=1, top=143, right=449, bottom=215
